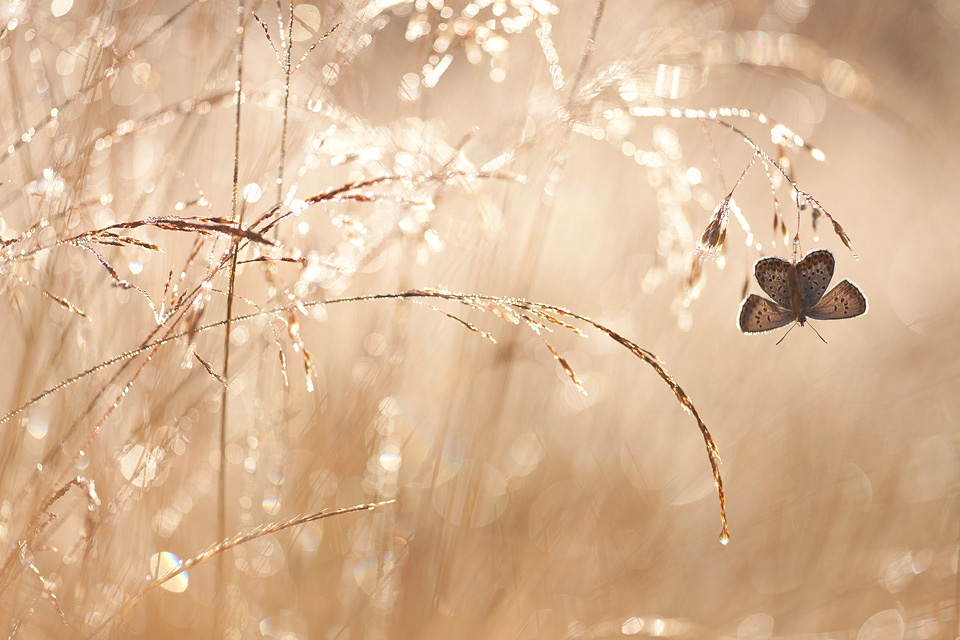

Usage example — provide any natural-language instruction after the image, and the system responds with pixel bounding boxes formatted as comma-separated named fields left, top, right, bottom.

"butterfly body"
left=738, top=249, right=867, bottom=335
left=784, top=264, right=806, bottom=325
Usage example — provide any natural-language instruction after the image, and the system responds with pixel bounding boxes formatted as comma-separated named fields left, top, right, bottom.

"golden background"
left=0, top=0, right=957, bottom=638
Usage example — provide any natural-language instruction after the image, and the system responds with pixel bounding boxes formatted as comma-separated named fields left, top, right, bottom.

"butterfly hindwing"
left=754, top=257, right=792, bottom=309
left=807, top=279, right=868, bottom=320
left=738, top=294, right=796, bottom=333
left=797, top=249, right=835, bottom=309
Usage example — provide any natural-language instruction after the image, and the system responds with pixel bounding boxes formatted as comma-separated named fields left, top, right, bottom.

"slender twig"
left=0, top=171, right=516, bottom=434
left=516, top=0, right=606, bottom=292
left=0, top=289, right=729, bottom=540
left=217, top=0, right=246, bottom=631
left=90, top=500, right=394, bottom=639
left=0, top=0, right=201, bottom=167
left=255, top=2, right=340, bottom=204
left=278, top=0, right=293, bottom=204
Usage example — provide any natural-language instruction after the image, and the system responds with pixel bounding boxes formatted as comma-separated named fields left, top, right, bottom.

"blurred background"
left=0, top=0, right=958, bottom=638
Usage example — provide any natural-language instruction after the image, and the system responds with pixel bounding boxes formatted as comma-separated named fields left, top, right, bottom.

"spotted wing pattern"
left=796, top=249, right=835, bottom=310
left=754, top=257, right=792, bottom=309
left=738, top=294, right=796, bottom=334
left=807, top=279, right=868, bottom=320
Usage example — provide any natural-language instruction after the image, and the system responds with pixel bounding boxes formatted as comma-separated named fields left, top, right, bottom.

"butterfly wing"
left=754, top=257, right=792, bottom=308
left=797, top=249, right=835, bottom=309
left=738, top=294, right=796, bottom=333
left=807, top=279, right=868, bottom=320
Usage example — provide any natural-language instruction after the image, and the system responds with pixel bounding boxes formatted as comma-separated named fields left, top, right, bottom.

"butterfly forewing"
left=754, top=257, right=792, bottom=308
left=796, top=249, right=835, bottom=309
left=738, top=294, right=796, bottom=333
left=807, top=279, right=868, bottom=320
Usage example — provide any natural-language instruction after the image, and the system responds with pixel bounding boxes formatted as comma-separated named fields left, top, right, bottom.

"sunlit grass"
left=0, top=1, right=957, bottom=639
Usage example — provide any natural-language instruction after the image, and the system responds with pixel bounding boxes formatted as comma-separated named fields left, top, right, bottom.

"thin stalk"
left=514, top=0, right=605, bottom=293
left=217, top=0, right=245, bottom=632
left=278, top=0, right=294, bottom=204
left=2, top=288, right=729, bottom=541
left=91, top=500, right=395, bottom=638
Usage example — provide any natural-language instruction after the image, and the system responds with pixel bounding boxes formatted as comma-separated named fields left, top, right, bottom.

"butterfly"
left=738, top=248, right=867, bottom=336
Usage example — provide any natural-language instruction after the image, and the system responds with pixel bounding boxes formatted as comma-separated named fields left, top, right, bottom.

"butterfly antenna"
left=775, top=322, right=798, bottom=346
left=808, top=322, right=828, bottom=344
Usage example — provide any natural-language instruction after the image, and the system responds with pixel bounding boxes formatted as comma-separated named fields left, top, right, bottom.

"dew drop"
left=242, top=183, right=262, bottom=203
left=25, top=418, right=48, bottom=439
left=149, top=552, right=188, bottom=592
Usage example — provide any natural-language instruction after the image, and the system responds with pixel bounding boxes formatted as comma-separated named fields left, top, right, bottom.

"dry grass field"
left=0, top=1, right=958, bottom=638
